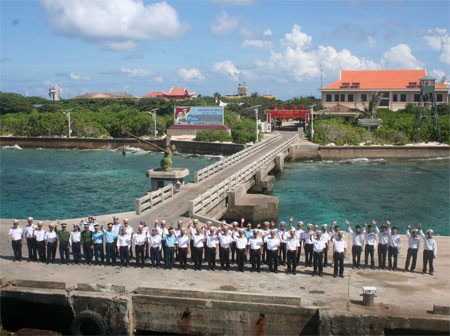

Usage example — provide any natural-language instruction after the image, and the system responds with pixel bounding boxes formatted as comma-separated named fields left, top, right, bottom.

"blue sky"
left=1, top=0, right=449, bottom=100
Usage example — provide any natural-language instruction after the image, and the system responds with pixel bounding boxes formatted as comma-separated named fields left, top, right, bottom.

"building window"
left=437, top=94, right=443, bottom=102
left=393, top=94, right=398, bottom=102
left=335, top=94, right=340, bottom=102
left=326, top=94, right=332, bottom=102
left=379, top=100, right=389, bottom=107
left=348, top=94, right=354, bottom=102
left=414, top=94, right=420, bottom=102
left=361, top=94, right=367, bottom=102
left=340, top=94, right=345, bottom=102
left=381, top=92, right=389, bottom=98
left=400, top=94, right=407, bottom=102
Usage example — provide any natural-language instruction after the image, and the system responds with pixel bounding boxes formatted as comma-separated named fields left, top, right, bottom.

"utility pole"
left=309, top=104, right=317, bottom=141
left=148, top=108, right=160, bottom=138
left=62, top=109, right=73, bottom=138
left=248, top=105, right=262, bottom=143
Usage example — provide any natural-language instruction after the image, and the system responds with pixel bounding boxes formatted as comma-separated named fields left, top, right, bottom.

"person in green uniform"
left=81, top=223, right=93, bottom=264
left=55, top=223, right=71, bottom=264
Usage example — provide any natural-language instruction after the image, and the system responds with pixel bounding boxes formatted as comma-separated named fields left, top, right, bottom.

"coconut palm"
left=362, top=92, right=382, bottom=119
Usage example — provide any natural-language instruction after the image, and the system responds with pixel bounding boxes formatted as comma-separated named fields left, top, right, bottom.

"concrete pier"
left=1, top=218, right=449, bottom=335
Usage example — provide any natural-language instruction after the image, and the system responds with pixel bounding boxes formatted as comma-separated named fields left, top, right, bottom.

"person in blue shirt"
left=92, top=224, right=104, bottom=265
left=104, top=223, right=118, bottom=266
left=164, top=228, right=177, bottom=270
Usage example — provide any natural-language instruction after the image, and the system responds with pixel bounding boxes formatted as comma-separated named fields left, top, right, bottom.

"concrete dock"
left=1, top=219, right=449, bottom=335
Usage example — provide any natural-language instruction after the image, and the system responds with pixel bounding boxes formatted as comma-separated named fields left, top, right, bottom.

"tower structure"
left=414, top=76, right=441, bottom=142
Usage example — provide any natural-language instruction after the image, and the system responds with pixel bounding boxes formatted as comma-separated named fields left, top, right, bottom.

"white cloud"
left=120, top=67, right=154, bottom=77
left=431, top=69, right=447, bottom=80
left=258, top=24, right=380, bottom=82
left=282, top=24, right=312, bottom=49
left=177, top=68, right=205, bottom=81
left=212, top=60, right=240, bottom=80
left=240, top=27, right=273, bottom=49
left=365, top=36, right=377, bottom=49
left=210, top=11, right=238, bottom=37
left=381, top=44, right=423, bottom=69
left=41, top=0, right=189, bottom=51
left=423, top=28, right=450, bottom=65
left=68, top=72, right=90, bottom=81
left=154, top=76, right=164, bottom=83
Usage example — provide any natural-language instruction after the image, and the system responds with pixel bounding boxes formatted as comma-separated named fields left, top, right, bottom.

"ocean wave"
left=2, top=144, right=23, bottom=150
left=407, top=156, right=450, bottom=162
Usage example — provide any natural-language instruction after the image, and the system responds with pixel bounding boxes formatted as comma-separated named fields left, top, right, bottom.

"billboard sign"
left=174, top=106, right=224, bottom=125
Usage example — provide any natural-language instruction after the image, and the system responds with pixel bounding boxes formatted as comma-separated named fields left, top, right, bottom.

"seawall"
left=0, top=136, right=245, bottom=155
left=317, top=145, right=450, bottom=160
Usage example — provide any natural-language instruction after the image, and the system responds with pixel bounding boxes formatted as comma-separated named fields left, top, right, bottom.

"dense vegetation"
left=308, top=104, right=450, bottom=145
left=0, top=92, right=320, bottom=144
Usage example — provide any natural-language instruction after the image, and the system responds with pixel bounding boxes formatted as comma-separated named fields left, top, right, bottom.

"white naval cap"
left=27, top=217, right=33, bottom=221
left=307, top=223, right=313, bottom=227
left=280, top=221, right=286, bottom=225
left=13, top=219, right=19, bottom=223
left=426, top=229, right=434, bottom=234
left=322, top=224, right=328, bottom=228
left=290, top=228, right=296, bottom=232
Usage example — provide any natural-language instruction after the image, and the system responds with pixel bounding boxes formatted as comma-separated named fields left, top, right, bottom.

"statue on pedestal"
left=160, top=136, right=176, bottom=172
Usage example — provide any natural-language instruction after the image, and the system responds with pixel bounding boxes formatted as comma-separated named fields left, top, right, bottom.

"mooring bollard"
left=361, top=286, right=377, bottom=306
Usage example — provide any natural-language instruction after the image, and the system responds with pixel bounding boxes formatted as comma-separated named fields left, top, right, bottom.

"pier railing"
left=194, top=133, right=281, bottom=183
left=190, top=134, right=299, bottom=216
left=135, top=184, right=174, bottom=215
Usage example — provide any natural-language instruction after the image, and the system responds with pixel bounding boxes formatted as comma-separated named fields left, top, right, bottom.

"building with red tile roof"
left=320, top=70, right=448, bottom=111
left=143, top=87, right=195, bottom=101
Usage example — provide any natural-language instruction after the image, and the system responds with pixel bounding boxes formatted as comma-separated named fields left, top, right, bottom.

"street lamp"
left=148, top=108, right=160, bottom=138
left=248, top=105, right=262, bottom=143
left=309, top=104, right=317, bottom=141
left=62, top=109, right=73, bottom=138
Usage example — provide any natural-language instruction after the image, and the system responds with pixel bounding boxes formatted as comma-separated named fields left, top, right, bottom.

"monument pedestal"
left=147, top=168, right=189, bottom=191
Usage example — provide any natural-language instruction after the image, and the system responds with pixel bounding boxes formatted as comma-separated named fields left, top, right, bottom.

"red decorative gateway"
left=264, top=105, right=311, bottom=123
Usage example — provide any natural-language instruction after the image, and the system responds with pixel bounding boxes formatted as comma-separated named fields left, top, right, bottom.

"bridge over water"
left=134, top=131, right=303, bottom=224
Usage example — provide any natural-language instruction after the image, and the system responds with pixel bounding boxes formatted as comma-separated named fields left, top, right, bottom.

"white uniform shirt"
left=286, top=236, right=300, bottom=251
left=234, top=235, right=248, bottom=249
left=302, top=231, right=314, bottom=244
left=266, top=236, right=280, bottom=251
left=406, top=230, right=420, bottom=249
left=333, top=239, right=347, bottom=253
left=176, top=235, right=189, bottom=248
left=248, top=236, right=263, bottom=250
left=376, top=226, right=390, bottom=245
left=347, top=227, right=365, bottom=246
left=124, top=225, right=134, bottom=236
left=192, top=234, right=205, bottom=248
left=117, top=233, right=131, bottom=248
left=260, top=229, right=270, bottom=242
left=321, top=231, right=330, bottom=243
left=133, top=233, right=147, bottom=246
left=35, top=229, right=46, bottom=242
left=70, top=231, right=81, bottom=244
left=189, top=226, right=197, bottom=239
left=9, top=227, right=23, bottom=240
left=112, top=224, right=122, bottom=235
left=419, top=230, right=437, bottom=256
left=218, top=234, right=233, bottom=248
left=148, top=234, right=162, bottom=249
left=388, top=233, right=401, bottom=250
left=313, top=237, right=326, bottom=253
left=206, top=235, right=219, bottom=248
left=157, top=226, right=169, bottom=239
left=295, top=228, right=304, bottom=241
left=277, top=229, right=288, bottom=243
left=142, top=226, right=150, bottom=236
left=45, top=231, right=57, bottom=243
left=364, top=229, right=377, bottom=246
left=24, top=225, right=35, bottom=239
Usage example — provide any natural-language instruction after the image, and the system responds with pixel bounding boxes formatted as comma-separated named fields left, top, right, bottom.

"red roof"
left=143, top=87, right=195, bottom=99
left=169, top=124, right=229, bottom=131
left=322, top=70, right=448, bottom=90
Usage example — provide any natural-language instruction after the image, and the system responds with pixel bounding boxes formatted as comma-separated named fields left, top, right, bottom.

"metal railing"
left=190, top=134, right=299, bottom=216
left=135, top=184, right=174, bottom=215
left=194, top=133, right=281, bottom=183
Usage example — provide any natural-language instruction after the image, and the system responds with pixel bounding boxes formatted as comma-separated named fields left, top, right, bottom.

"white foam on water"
left=2, top=144, right=23, bottom=150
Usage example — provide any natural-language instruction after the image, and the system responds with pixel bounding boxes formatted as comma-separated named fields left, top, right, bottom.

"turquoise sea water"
left=0, top=147, right=217, bottom=219
left=1, top=147, right=449, bottom=235
left=273, top=158, right=450, bottom=236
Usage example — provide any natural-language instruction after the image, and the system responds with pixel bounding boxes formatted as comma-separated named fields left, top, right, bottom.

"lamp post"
left=309, top=104, right=317, bottom=141
left=148, top=108, right=160, bottom=138
left=248, top=105, right=262, bottom=143
left=62, top=109, right=73, bottom=138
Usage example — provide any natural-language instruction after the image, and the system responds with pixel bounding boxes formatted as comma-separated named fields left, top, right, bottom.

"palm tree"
left=362, top=92, right=382, bottom=119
